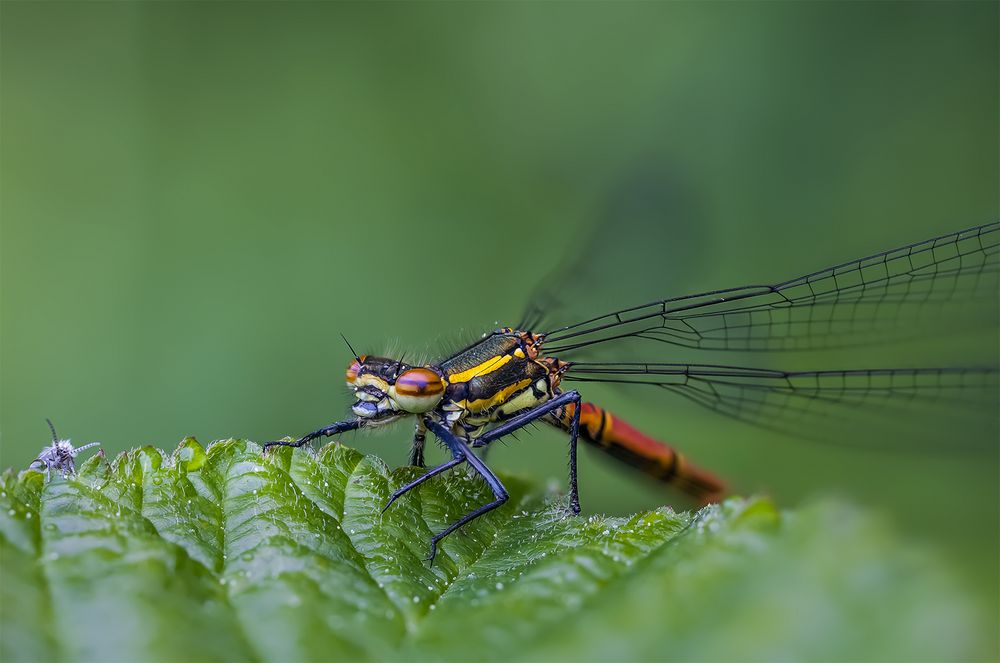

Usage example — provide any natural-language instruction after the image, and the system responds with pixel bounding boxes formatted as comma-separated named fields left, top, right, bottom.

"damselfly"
left=265, top=222, right=998, bottom=562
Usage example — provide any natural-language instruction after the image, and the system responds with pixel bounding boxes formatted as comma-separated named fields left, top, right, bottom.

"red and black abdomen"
left=548, top=402, right=726, bottom=505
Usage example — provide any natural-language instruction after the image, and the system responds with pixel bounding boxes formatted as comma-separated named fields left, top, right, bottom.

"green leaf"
left=0, top=439, right=988, bottom=662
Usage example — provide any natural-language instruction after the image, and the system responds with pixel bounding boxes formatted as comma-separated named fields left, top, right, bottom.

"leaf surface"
left=0, top=439, right=986, bottom=662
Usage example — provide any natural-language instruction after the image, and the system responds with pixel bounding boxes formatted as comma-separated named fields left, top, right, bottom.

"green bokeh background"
left=3, top=0, right=997, bottom=634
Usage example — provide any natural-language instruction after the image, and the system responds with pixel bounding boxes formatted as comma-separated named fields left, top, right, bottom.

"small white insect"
left=29, top=419, right=100, bottom=477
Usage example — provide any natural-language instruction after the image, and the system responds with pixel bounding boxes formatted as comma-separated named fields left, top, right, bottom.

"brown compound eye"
left=345, top=355, right=367, bottom=385
left=392, top=368, right=445, bottom=413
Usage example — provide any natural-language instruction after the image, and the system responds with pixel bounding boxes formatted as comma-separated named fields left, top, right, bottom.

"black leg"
left=382, top=456, right=464, bottom=513
left=423, top=419, right=509, bottom=565
left=471, top=390, right=583, bottom=514
left=262, top=419, right=361, bottom=453
left=429, top=496, right=507, bottom=565
left=567, top=396, right=581, bottom=514
left=409, top=421, right=427, bottom=468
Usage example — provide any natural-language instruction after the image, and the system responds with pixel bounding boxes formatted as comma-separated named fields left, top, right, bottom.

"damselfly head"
left=345, top=356, right=445, bottom=418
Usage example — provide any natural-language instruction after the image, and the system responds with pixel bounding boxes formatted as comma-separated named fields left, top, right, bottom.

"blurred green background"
left=2, top=0, right=997, bottom=632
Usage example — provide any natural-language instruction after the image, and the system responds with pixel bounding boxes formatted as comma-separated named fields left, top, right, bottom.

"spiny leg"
left=424, top=419, right=509, bottom=565
left=263, top=419, right=361, bottom=453
left=409, top=420, right=427, bottom=468
left=473, top=390, right=583, bottom=514
left=382, top=456, right=464, bottom=513
left=566, top=395, right=582, bottom=514
left=429, top=493, right=508, bottom=565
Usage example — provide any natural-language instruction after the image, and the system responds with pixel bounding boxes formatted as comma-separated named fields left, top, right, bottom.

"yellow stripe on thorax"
left=461, top=379, right=534, bottom=413
left=447, top=353, right=514, bottom=384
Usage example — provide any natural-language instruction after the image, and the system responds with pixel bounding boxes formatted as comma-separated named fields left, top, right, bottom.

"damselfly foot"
left=261, top=436, right=302, bottom=454
left=426, top=539, right=442, bottom=567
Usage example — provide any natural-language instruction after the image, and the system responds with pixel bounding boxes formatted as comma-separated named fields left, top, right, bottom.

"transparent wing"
left=543, top=222, right=999, bottom=354
left=565, top=362, right=999, bottom=451
left=518, top=159, right=713, bottom=335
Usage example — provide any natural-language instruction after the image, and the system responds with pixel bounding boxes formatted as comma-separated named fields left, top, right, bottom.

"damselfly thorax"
left=438, top=330, right=565, bottom=432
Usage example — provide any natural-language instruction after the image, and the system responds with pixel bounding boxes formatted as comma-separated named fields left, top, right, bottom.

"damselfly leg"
left=475, top=390, right=584, bottom=514
left=409, top=420, right=427, bottom=467
left=263, top=419, right=362, bottom=451
left=423, top=419, right=509, bottom=565
left=382, top=455, right=464, bottom=514
left=379, top=392, right=583, bottom=564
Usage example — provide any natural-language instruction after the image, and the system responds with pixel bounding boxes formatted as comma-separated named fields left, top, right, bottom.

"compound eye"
left=392, top=368, right=445, bottom=413
left=345, top=355, right=366, bottom=385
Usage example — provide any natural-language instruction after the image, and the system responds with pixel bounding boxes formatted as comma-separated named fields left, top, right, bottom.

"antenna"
left=72, top=442, right=101, bottom=456
left=340, top=333, right=361, bottom=362
left=45, top=418, right=59, bottom=445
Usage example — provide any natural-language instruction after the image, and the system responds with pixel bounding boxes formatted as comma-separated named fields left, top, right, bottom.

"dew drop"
left=25, top=512, right=32, bottom=519
left=412, top=596, right=420, bottom=603
left=7, top=509, right=14, bottom=516
left=495, top=582, right=504, bottom=590
left=152, top=477, right=163, bottom=485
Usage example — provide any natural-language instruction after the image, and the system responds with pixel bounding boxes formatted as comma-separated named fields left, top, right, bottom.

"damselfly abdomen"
left=266, top=222, right=999, bottom=562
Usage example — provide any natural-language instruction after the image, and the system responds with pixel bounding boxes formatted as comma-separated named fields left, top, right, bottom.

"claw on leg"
left=426, top=538, right=441, bottom=566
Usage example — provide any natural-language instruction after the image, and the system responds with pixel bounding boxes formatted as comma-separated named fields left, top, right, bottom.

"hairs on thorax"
left=342, top=318, right=505, bottom=370
left=433, top=323, right=505, bottom=363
